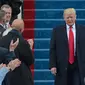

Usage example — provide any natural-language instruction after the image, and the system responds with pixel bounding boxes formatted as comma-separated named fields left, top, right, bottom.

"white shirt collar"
left=66, top=23, right=75, bottom=29
left=6, top=22, right=9, bottom=25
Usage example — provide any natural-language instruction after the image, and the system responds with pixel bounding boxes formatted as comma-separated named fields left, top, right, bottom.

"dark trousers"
left=67, top=64, right=81, bottom=85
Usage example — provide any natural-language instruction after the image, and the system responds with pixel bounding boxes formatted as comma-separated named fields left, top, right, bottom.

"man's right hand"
left=7, top=59, right=21, bottom=71
left=9, top=38, right=19, bottom=51
left=51, top=67, right=57, bottom=76
left=27, top=39, right=34, bottom=49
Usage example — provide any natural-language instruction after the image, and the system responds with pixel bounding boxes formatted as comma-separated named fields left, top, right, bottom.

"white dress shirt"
left=3, top=22, right=10, bottom=29
left=2, top=27, right=12, bottom=36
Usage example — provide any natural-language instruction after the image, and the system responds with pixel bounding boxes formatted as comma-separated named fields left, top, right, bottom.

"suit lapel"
left=61, top=25, right=69, bottom=57
left=75, top=24, right=80, bottom=56
left=62, top=25, right=68, bottom=46
left=76, top=24, right=79, bottom=45
left=0, top=25, right=5, bottom=35
left=0, top=24, right=5, bottom=29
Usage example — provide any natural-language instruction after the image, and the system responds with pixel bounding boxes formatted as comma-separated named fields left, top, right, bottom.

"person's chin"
left=68, top=23, right=74, bottom=26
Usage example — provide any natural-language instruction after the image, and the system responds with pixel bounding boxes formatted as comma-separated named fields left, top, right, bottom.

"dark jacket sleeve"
left=0, top=47, right=15, bottom=64
left=17, top=39, right=34, bottom=67
left=10, top=31, right=34, bottom=67
left=0, top=30, right=34, bottom=67
left=49, top=28, right=57, bottom=69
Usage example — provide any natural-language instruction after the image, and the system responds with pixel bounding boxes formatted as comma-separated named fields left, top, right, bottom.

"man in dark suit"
left=0, top=10, right=6, bottom=37
left=0, top=0, right=22, bottom=23
left=0, top=19, right=34, bottom=85
left=49, top=8, right=85, bottom=85
left=0, top=38, right=19, bottom=64
left=0, top=4, right=12, bottom=29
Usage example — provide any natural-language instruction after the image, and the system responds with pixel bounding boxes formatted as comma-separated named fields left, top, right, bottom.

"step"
left=35, top=1, right=85, bottom=9
left=34, top=50, right=49, bottom=59
left=24, top=20, right=35, bottom=28
left=35, top=20, right=84, bottom=28
left=24, top=11, right=35, bottom=19
left=22, top=29, right=34, bottom=38
left=24, top=1, right=35, bottom=9
left=34, top=80, right=54, bottom=85
left=34, top=69, right=54, bottom=80
left=23, top=29, right=51, bottom=38
left=34, top=30, right=52, bottom=38
left=34, top=82, right=54, bottom=85
left=24, top=20, right=85, bottom=29
left=34, top=39, right=50, bottom=49
left=33, top=10, right=85, bottom=19
left=34, top=59, right=49, bottom=69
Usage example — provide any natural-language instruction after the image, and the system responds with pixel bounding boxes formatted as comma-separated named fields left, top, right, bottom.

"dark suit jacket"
left=49, top=24, right=85, bottom=85
left=0, top=47, right=15, bottom=64
left=0, top=29, right=34, bottom=85
left=0, top=24, right=5, bottom=38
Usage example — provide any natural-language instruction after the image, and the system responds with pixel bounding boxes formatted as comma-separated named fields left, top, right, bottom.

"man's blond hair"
left=63, top=8, right=76, bottom=15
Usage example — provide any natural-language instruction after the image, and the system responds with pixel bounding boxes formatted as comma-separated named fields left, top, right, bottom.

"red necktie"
left=69, top=26, right=74, bottom=64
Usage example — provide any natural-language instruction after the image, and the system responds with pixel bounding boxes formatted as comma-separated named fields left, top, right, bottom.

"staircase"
left=24, top=0, right=85, bottom=85
left=23, top=0, right=35, bottom=76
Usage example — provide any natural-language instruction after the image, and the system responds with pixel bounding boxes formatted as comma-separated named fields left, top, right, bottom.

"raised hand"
left=9, top=38, right=19, bottom=51
left=27, top=39, right=34, bottom=49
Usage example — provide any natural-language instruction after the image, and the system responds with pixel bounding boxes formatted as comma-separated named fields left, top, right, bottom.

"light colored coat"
left=0, top=67, right=9, bottom=85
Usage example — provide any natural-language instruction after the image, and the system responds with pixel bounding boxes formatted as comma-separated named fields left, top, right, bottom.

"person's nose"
left=68, top=17, right=72, bottom=21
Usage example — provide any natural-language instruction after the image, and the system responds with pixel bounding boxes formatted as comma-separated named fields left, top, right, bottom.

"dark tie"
left=4, top=23, right=8, bottom=29
left=3, top=23, right=8, bottom=29
left=69, top=26, right=74, bottom=64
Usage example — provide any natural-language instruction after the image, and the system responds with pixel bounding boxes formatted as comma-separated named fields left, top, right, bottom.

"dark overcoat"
left=49, top=24, right=85, bottom=85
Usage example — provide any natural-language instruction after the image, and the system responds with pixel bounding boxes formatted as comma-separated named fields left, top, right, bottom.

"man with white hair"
left=0, top=10, right=6, bottom=37
left=49, top=8, right=85, bottom=85
left=1, top=4, right=12, bottom=28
